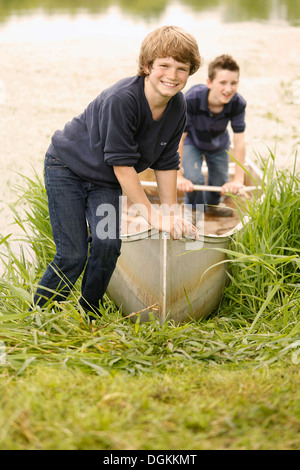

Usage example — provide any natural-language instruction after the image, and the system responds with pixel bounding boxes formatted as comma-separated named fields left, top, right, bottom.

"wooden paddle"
left=140, top=180, right=260, bottom=193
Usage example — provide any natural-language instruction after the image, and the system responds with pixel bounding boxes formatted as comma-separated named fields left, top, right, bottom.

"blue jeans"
left=33, top=153, right=122, bottom=314
left=182, top=144, right=229, bottom=208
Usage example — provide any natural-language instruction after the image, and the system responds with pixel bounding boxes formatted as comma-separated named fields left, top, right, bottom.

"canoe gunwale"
left=119, top=218, right=249, bottom=244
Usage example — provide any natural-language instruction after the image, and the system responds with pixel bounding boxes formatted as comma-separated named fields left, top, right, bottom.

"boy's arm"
left=114, top=166, right=156, bottom=223
left=176, top=132, right=194, bottom=192
left=221, top=131, right=246, bottom=195
left=154, top=169, right=178, bottom=208
left=154, top=168, right=198, bottom=238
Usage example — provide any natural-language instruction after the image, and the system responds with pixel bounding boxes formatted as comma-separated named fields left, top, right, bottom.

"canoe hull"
left=107, top=158, right=262, bottom=324
left=107, top=233, right=230, bottom=324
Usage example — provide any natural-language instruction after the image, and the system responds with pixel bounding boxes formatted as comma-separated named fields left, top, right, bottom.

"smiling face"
left=207, top=68, right=239, bottom=106
left=144, top=57, right=190, bottom=104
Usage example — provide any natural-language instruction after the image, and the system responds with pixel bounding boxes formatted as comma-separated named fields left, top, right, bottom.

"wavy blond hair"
left=138, top=25, right=202, bottom=77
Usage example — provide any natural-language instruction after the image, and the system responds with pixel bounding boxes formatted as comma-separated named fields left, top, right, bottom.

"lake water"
left=0, top=0, right=300, bottom=25
left=0, top=0, right=299, bottom=45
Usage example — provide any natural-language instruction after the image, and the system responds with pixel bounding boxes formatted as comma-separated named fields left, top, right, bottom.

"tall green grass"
left=220, top=153, right=300, bottom=332
left=0, top=154, right=299, bottom=377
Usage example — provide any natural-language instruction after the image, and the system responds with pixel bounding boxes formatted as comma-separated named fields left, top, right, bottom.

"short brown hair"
left=208, top=54, right=240, bottom=81
left=138, top=25, right=202, bottom=77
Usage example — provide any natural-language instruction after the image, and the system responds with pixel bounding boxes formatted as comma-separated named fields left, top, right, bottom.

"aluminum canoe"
left=107, top=158, right=262, bottom=324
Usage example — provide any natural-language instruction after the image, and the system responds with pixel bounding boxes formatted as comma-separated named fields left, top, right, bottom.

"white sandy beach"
left=1, top=19, right=300, bottom=249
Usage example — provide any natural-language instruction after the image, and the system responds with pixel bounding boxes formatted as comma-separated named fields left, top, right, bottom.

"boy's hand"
left=153, top=213, right=199, bottom=240
left=177, top=174, right=194, bottom=193
left=221, top=179, right=244, bottom=195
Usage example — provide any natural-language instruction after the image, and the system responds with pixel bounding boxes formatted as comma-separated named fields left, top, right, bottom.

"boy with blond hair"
left=31, top=26, right=201, bottom=319
left=178, top=54, right=246, bottom=217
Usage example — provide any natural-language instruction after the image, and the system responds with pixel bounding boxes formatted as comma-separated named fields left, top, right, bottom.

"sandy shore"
left=1, top=19, right=300, bottom=248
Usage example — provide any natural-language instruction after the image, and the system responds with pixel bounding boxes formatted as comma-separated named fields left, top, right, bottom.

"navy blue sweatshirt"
left=48, top=75, right=186, bottom=188
left=184, top=84, right=246, bottom=152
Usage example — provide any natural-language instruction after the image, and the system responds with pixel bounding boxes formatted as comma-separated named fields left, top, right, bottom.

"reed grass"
left=0, top=153, right=299, bottom=378
left=220, top=152, right=299, bottom=332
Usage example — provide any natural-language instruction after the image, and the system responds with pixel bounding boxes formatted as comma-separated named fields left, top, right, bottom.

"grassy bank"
left=0, top=153, right=299, bottom=449
left=1, top=365, right=300, bottom=450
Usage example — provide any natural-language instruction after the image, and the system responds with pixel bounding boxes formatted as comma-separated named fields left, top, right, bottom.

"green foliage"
left=220, top=152, right=300, bottom=331
left=0, top=152, right=299, bottom=378
left=0, top=152, right=299, bottom=449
